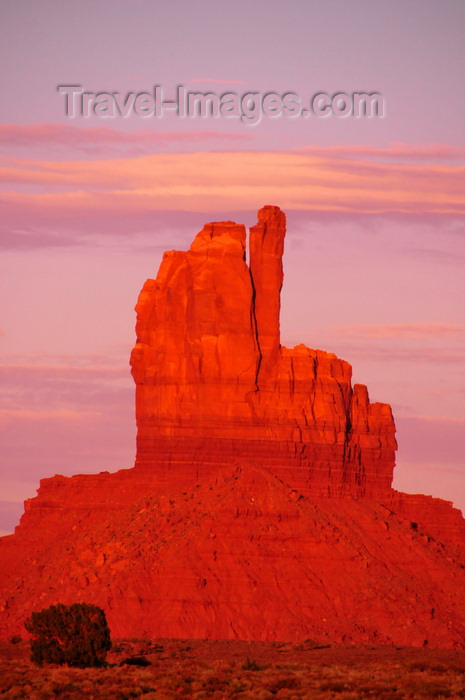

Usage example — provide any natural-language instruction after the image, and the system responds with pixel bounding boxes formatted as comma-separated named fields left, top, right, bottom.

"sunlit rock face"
left=130, top=205, right=396, bottom=498
left=1, top=206, right=464, bottom=647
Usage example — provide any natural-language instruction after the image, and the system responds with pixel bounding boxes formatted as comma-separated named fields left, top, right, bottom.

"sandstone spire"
left=249, top=205, right=286, bottom=380
left=130, top=206, right=396, bottom=497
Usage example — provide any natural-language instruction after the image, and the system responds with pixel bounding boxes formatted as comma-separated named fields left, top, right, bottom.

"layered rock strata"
left=1, top=466, right=464, bottom=646
left=130, top=205, right=396, bottom=498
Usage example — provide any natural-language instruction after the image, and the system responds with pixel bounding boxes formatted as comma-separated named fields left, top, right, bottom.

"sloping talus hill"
left=1, top=205, right=464, bottom=647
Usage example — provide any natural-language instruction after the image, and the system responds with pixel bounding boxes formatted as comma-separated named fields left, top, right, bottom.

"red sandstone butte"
left=130, top=206, right=395, bottom=498
left=1, top=205, right=464, bottom=647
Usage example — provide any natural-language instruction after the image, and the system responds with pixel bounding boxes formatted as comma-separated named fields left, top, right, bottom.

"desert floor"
left=1, top=637, right=465, bottom=698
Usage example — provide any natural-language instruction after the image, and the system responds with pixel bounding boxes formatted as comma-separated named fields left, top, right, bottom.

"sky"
left=1, top=0, right=464, bottom=534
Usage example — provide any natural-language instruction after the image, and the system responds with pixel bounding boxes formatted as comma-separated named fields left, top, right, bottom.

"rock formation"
left=130, top=206, right=396, bottom=498
left=1, top=205, right=464, bottom=647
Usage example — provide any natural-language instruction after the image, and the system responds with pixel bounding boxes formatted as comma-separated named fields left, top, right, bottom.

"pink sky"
left=1, top=0, right=464, bottom=534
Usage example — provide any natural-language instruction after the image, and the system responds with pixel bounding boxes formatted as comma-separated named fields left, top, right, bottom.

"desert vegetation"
left=24, top=602, right=111, bottom=668
left=1, top=637, right=464, bottom=698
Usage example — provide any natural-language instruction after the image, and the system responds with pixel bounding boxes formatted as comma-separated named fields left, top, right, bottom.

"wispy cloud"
left=306, top=323, right=465, bottom=366
left=311, top=344, right=465, bottom=365
left=0, top=361, right=132, bottom=416
left=0, top=408, right=100, bottom=421
left=1, top=149, right=463, bottom=206
left=0, top=123, right=255, bottom=157
left=395, top=415, right=465, bottom=466
left=404, top=415, right=465, bottom=425
left=0, top=362, right=128, bottom=382
left=325, top=323, right=465, bottom=340
left=191, top=78, right=247, bottom=85
left=299, top=143, right=465, bottom=163
left=1, top=141, right=464, bottom=249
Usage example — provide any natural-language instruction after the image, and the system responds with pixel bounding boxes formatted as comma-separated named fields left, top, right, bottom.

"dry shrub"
left=120, top=656, right=151, bottom=667
left=24, top=602, right=111, bottom=668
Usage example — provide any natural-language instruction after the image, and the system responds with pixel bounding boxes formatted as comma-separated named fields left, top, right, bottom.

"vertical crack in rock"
left=130, top=205, right=396, bottom=498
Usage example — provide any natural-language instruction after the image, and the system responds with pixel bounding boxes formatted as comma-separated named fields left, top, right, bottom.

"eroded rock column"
left=249, top=205, right=286, bottom=381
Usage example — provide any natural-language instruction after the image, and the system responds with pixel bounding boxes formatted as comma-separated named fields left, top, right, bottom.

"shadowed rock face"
left=1, top=206, right=464, bottom=647
left=130, top=205, right=396, bottom=498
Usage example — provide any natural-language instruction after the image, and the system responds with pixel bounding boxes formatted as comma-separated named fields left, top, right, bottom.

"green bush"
left=24, top=602, right=111, bottom=668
